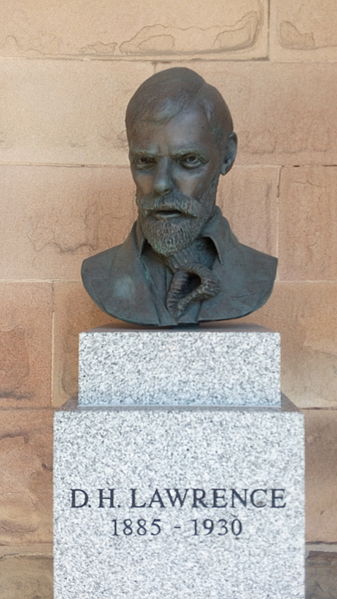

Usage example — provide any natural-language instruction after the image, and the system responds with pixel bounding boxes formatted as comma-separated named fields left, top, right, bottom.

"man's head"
left=126, top=68, right=237, bottom=256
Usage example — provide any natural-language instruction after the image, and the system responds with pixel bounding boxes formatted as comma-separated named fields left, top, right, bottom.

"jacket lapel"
left=90, top=227, right=174, bottom=326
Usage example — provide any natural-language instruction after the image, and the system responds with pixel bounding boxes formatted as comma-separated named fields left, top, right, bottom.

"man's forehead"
left=128, top=104, right=218, bottom=151
left=132, top=98, right=206, bottom=125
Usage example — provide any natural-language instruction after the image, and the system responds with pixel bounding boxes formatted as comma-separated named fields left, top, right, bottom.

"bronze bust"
left=82, top=68, right=277, bottom=326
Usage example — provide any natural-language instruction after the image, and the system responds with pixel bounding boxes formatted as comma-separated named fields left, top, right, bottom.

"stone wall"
left=0, top=1, right=336, bottom=596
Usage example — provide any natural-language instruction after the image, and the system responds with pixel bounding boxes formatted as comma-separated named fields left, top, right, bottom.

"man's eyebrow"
left=129, top=147, right=209, bottom=158
left=129, top=149, right=156, bottom=156
left=173, top=148, right=207, bottom=155
left=172, top=149, right=209, bottom=160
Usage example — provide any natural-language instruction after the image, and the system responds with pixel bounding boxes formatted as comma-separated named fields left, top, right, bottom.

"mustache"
left=137, top=192, right=200, bottom=218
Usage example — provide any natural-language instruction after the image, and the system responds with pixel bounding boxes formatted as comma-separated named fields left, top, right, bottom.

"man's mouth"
left=150, top=208, right=186, bottom=220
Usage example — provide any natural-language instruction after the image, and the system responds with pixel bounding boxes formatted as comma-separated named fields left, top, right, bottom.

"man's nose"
left=152, top=158, right=173, bottom=196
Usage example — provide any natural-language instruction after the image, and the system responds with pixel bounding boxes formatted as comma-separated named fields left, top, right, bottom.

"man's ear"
left=220, top=132, right=237, bottom=175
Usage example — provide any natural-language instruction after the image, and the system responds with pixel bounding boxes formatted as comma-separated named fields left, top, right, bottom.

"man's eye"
left=135, top=156, right=156, bottom=169
left=179, top=154, right=204, bottom=169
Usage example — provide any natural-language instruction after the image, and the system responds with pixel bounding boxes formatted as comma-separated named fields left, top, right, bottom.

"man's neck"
left=164, top=237, right=217, bottom=272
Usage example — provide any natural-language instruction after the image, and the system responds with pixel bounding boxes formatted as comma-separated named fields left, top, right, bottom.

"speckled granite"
left=54, top=407, right=304, bottom=599
left=79, top=325, right=280, bottom=407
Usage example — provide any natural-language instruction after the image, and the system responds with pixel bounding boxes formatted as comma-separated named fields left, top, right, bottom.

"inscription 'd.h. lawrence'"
left=70, top=487, right=287, bottom=509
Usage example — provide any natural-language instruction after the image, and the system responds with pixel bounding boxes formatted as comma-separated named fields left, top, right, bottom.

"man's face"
left=128, top=105, right=223, bottom=256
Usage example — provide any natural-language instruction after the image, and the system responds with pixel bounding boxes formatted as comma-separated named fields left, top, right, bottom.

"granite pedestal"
left=79, top=325, right=280, bottom=407
left=54, top=326, right=304, bottom=599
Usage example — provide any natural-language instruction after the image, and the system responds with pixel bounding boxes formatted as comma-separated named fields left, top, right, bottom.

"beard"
left=136, top=178, right=219, bottom=257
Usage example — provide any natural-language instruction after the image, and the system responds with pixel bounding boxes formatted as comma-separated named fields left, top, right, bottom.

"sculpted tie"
left=164, top=239, right=220, bottom=320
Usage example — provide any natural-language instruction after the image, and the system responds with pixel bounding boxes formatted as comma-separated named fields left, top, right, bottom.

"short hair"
left=125, top=67, right=234, bottom=148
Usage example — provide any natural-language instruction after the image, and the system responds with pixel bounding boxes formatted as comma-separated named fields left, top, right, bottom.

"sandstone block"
left=0, top=410, right=52, bottom=545
left=306, top=551, right=337, bottom=598
left=3, top=59, right=337, bottom=166
left=218, top=165, right=279, bottom=255
left=0, top=60, right=153, bottom=165
left=305, top=411, right=337, bottom=543
left=0, top=164, right=279, bottom=280
left=0, top=0, right=267, bottom=60
left=270, top=0, right=337, bottom=62
left=238, top=282, right=337, bottom=409
left=0, top=551, right=52, bottom=599
left=0, top=165, right=136, bottom=280
left=279, top=166, right=337, bottom=281
left=0, top=283, right=52, bottom=408
left=52, top=282, right=114, bottom=407
left=159, top=62, right=337, bottom=166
